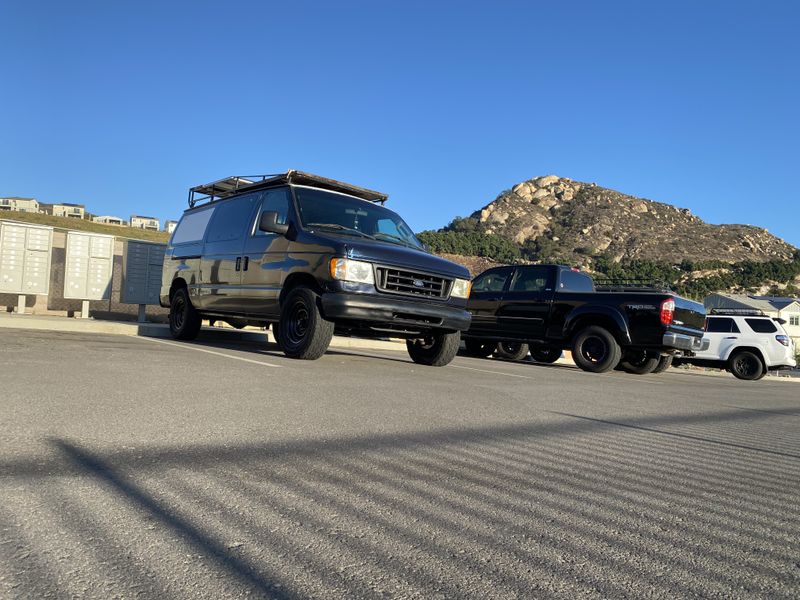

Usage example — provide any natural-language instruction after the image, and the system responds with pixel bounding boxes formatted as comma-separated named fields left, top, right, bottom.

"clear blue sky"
left=2, top=1, right=798, bottom=247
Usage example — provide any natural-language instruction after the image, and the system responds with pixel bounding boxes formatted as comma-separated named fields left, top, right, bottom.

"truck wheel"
left=463, top=339, right=496, bottom=358
left=728, top=350, right=764, bottom=381
left=407, top=331, right=461, bottom=366
left=620, top=350, right=660, bottom=375
left=495, top=342, right=529, bottom=361
left=530, top=346, right=562, bottom=364
left=651, top=355, right=673, bottom=374
left=278, top=287, right=334, bottom=360
left=572, top=326, right=621, bottom=373
left=169, top=287, right=202, bottom=340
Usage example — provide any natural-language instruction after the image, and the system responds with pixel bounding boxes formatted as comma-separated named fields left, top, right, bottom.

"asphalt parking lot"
left=1, top=328, right=799, bottom=599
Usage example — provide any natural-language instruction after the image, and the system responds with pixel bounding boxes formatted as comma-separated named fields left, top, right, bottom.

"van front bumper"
left=321, top=292, right=471, bottom=332
left=663, top=332, right=709, bottom=352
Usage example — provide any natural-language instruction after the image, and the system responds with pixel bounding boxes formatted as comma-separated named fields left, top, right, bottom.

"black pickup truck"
left=462, top=264, right=709, bottom=374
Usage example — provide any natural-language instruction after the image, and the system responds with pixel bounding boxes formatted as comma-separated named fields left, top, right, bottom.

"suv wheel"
left=572, top=326, right=622, bottom=373
left=407, top=331, right=460, bottom=366
left=495, top=342, right=530, bottom=361
left=728, top=350, right=764, bottom=381
left=530, top=346, right=562, bottom=364
left=278, top=287, right=334, bottom=360
left=463, top=339, right=495, bottom=358
left=651, top=354, right=673, bottom=374
left=620, top=350, right=660, bottom=375
left=169, top=287, right=202, bottom=340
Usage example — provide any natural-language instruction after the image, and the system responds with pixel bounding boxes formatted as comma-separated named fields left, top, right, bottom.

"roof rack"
left=593, top=278, right=673, bottom=293
left=188, top=170, right=389, bottom=208
left=709, top=308, right=766, bottom=316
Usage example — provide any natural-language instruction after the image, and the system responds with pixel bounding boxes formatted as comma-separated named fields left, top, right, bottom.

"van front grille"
left=375, top=267, right=451, bottom=299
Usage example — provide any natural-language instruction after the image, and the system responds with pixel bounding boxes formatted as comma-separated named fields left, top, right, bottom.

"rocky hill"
left=466, top=175, right=796, bottom=264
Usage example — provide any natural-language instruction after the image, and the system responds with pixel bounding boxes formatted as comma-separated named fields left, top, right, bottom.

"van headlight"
left=451, top=278, right=472, bottom=298
left=329, top=258, right=375, bottom=284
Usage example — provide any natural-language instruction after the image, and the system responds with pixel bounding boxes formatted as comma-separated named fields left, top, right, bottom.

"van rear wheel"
left=169, top=287, right=202, bottom=340
left=407, top=331, right=460, bottom=366
left=278, top=287, right=334, bottom=360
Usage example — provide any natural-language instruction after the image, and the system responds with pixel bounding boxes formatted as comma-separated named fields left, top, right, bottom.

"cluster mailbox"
left=121, top=240, right=166, bottom=306
left=0, top=221, right=53, bottom=300
left=64, top=232, right=115, bottom=301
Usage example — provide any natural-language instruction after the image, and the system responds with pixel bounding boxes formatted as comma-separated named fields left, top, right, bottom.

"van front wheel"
left=278, top=287, right=334, bottom=360
left=407, top=331, right=460, bottom=366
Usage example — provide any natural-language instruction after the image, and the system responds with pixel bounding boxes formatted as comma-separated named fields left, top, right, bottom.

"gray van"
left=160, top=171, right=472, bottom=366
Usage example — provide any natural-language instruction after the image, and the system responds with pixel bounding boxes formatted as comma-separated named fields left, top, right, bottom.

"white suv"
left=681, top=310, right=797, bottom=380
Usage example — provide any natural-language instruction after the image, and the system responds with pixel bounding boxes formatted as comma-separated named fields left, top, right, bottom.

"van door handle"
left=243, top=256, right=249, bottom=271
left=724, top=336, right=738, bottom=339
left=235, top=257, right=242, bottom=272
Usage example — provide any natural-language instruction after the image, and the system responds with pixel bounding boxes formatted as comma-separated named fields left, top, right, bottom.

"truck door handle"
left=235, top=257, right=242, bottom=271
left=243, top=256, right=249, bottom=271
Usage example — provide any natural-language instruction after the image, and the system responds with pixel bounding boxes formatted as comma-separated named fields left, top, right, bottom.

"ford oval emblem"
left=413, top=278, right=425, bottom=288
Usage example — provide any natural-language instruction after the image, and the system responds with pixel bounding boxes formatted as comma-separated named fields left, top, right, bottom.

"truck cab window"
left=510, top=266, right=551, bottom=292
left=472, top=269, right=511, bottom=293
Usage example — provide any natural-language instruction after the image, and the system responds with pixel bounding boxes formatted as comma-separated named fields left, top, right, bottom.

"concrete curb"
left=0, top=313, right=408, bottom=353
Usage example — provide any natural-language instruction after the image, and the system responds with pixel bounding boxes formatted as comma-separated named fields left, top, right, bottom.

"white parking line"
left=137, top=337, right=282, bottom=368
left=449, top=364, right=535, bottom=379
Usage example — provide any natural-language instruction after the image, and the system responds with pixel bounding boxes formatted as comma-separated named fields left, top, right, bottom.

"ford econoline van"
left=161, top=170, right=472, bottom=366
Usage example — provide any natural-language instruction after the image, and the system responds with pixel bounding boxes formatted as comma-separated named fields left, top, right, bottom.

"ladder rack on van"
left=188, top=170, right=389, bottom=208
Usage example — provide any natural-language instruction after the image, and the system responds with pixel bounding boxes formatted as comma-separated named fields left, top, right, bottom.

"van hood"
left=342, top=238, right=470, bottom=279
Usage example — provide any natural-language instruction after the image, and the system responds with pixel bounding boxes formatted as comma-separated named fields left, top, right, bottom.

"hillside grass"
left=0, top=211, right=170, bottom=242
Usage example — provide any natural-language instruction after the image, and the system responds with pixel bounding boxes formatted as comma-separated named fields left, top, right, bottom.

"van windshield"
left=294, top=187, right=423, bottom=249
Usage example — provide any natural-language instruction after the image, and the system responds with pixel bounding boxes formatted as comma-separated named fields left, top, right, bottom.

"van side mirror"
left=258, top=211, right=289, bottom=235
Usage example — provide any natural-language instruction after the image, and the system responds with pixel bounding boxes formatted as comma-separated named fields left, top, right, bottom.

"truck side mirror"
left=258, top=211, right=289, bottom=235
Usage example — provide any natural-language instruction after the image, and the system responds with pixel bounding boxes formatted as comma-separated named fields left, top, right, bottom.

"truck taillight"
left=660, top=298, right=675, bottom=326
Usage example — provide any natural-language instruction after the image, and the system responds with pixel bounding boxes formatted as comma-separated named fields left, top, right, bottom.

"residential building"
left=165, top=220, right=179, bottom=234
left=704, top=293, right=800, bottom=347
left=93, top=215, right=125, bottom=226
left=41, top=203, right=85, bottom=219
left=0, top=197, right=40, bottom=213
left=130, top=215, right=160, bottom=231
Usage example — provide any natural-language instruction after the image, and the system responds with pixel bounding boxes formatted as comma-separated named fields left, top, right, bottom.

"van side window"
left=206, top=193, right=259, bottom=243
left=255, top=189, right=291, bottom=235
left=171, top=207, right=215, bottom=244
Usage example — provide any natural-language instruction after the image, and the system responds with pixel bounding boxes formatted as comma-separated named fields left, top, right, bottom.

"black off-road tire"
left=495, top=342, right=529, bottom=361
left=169, top=287, right=202, bottom=340
left=620, top=350, right=660, bottom=375
left=728, top=350, right=764, bottom=381
left=530, top=346, right=562, bottom=364
left=572, top=326, right=622, bottom=373
left=651, top=354, right=673, bottom=374
left=463, top=339, right=496, bottom=358
left=278, top=287, right=334, bottom=360
left=407, top=331, right=461, bottom=366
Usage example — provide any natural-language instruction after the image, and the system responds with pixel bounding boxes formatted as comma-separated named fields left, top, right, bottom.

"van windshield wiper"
left=306, top=223, right=375, bottom=239
left=372, top=232, right=420, bottom=250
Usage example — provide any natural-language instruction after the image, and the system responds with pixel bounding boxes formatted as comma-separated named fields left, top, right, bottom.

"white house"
left=41, top=203, right=86, bottom=218
left=165, top=220, right=179, bottom=234
left=0, top=197, right=40, bottom=213
left=93, top=215, right=125, bottom=226
left=704, top=293, right=800, bottom=347
left=130, top=215, right=160, bottom=231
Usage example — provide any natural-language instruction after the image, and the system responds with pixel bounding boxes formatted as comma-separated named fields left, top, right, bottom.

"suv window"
left=172, top=207, right=215, bottom=244
left=745, top=318, right=777, bottom=334
left=206, top=193, right=259, bottom=243
left=509, top=266, right=551, bottom=293
left=706, top=317, right=740, bottom=333
left=472, top=269, right=511, bottom=293
left=558, top=270, right=594, bottom=292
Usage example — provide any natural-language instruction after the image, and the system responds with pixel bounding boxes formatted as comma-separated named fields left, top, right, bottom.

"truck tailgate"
left=673, top=296, right=706, bottom=333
